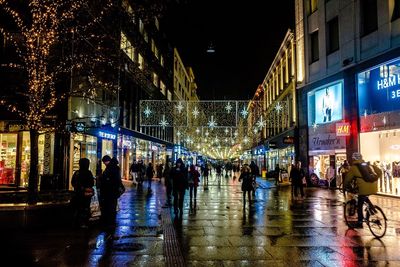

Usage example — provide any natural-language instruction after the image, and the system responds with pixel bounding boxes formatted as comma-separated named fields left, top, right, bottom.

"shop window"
left=310, top=31, right=319, bottom=63
left=361, top=0, right=377, bottom=36
left=0, top=134, right=17, bottom=185
left=392, top=0, right=400, bottom=22
left=327, top=16, right=339, bottom=54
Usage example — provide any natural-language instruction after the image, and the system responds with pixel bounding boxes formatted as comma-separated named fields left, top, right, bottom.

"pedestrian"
left=250, top=161, right=259, bottom=196
left=130, top=160, right=139, bottom=184
left=274, top=164, right=281, bottom=186
left=98, top=155, right=122, bottom=227
left=339, top=160, right=350, bottom=187
left=239, top=164, right=253, bottom=208
left=71, top=158, right=95, bottom=228
left=137, top=160, right=144, bottom=185
left=203, top=163, right=209, bottom=187
left=171, top=158, right=188, bottom=218
left=344, top=152, right=379, bottom=228
left=188, top=164, right=200, bottom=204
left=163, top=162, right=172, bottom=207
left=146, top=162, right=155, bottom=194
left=290, top=161, right=305, bottom=200
left=157, top=164, right=163, bottom=182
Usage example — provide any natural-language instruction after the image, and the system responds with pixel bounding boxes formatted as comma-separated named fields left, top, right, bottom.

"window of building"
left=160, top=55, right=164, bottom=67
left=392, top=0, right=400, bottom=22
left=310, top=0, right=318, bottom=14
left=153, top=72, right=159, bottom=87
left=155, top=17, right=160, bottom=30
left=120, top=31, right=135, bottom=62
left=122, top=0, right=134, bottom=16
left=139, top=19, right=144, bottom=35
left=327, top=16, right=339, bottom=54
left=160, top=80, right=166, bottom=96
left=138, top=53, right=144, bottom=70
left=144, top=31, right=149, bottom=43
left=361, top=0, right=377, bottom=36
left=310, top=31, right=319, bottom=63
left=167, top=90, right=172, bottom=101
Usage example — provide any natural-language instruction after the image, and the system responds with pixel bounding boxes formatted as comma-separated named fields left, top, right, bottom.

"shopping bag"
left=89, top=186, right=101, bottom=220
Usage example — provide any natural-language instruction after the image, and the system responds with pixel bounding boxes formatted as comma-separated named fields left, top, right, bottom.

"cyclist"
left=344, top=152, right=378, bottom=228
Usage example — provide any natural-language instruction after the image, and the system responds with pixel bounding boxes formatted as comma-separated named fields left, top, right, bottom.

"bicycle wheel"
left=366, top=205, right=387, bottom=238
left=344, top=199, right=358, bottom=228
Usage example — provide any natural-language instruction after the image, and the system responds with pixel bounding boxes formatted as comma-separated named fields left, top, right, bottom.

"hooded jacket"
left=344, top=159, right=378, bottom=195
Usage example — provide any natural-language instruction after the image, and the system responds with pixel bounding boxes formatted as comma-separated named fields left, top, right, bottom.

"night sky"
left=165, top=0, right=295, bottom=100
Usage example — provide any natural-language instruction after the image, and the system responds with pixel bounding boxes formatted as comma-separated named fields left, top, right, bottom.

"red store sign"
left=336, top=122, right=351, bottom=137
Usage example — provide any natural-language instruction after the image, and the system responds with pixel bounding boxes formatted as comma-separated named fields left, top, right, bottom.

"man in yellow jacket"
left=344, top=152, right=378, bottom=228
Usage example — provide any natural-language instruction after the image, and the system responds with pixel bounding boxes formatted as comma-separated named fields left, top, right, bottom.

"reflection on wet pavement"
left=1, top=175, right=400, bottom=266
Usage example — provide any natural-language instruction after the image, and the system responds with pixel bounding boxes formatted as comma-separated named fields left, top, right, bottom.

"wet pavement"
left=1, top=174, right=400, bottom=266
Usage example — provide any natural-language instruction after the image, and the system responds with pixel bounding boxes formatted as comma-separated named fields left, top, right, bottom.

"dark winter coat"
left=290, top=166, right=304, bottom=186
left=146, top=165, right=154, bottom=179
left=250, top=162, right=259, bottom=176
left=99, top=158, right=121, bottom=199
left=188, top=169, right=200, bottom=187
left=171, top=166, right=188, bottom=192
left=71, top=169, right=95, bottom=197
left=239, top=170, right=253, bottom=192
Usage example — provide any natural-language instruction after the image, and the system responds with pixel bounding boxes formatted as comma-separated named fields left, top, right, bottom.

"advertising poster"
left=308, top=81, right=343, bottom=125
left=358, top=57, right=400, bottom=115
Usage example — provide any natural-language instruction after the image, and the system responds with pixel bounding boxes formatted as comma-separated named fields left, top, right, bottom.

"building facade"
left=295, top=0, right=400, bottom=194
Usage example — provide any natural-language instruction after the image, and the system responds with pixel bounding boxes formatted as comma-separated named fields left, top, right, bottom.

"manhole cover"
left=113, top=243, right=146, bottom=251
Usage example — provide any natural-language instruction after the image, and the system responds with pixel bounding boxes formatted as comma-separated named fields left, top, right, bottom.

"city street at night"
left=2, top=0, right=400, bottom=266
left=2, top=176, right=400, bottom=266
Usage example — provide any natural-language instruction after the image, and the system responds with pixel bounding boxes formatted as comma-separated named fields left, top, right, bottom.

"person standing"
left=339, top=160, right=350, bottom=187
left=171, top=158, right=188, bottom=218
left=290, top=161, right=305, bottom=200
left=98, top=155, right=121, bottom=227
left=274, top=164, right=281, bottom=186
left=188, top=164, right=200, bottom=204
left=239, top=164, right=253, bottom=208
left=203, top=163, right=209, bottom=187
left=71, top=158, right=95, bottom=228
left=146, top=162, right=155, bottom=194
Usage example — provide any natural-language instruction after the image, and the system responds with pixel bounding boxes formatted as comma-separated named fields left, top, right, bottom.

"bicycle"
left=343, top=194, right=387, bottom=238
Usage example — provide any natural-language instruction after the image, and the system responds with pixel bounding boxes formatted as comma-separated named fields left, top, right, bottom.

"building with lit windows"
left=248, top=30, right=297, bottom=173
left=295, top=0, right=400, bottom=193
left=173, top=48, right=192, bottom=101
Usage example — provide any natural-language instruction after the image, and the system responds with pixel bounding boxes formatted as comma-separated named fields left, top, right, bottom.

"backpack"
left=356, top=162, right=379, bottom=182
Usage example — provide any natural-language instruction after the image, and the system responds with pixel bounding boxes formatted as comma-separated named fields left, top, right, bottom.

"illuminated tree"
left=0, top=0, right=115, bottom=203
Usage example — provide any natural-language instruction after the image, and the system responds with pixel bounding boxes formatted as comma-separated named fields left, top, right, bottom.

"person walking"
left=146, top=162, right=155, bottom=194
left=188, top=164, right=200, bottom=204
left=171, top=158, right=188, bottom=218
left=249, top=161, right=259, bottom=196
left=163, top=162, right=172, bottom=207
left=290, top=161, right=305, bottom=200
left=98, top=155, right=122, bottom=227
left=71, top=158, right=95, bottom=228
left=130, top=160, right=139, bottom=184
left=239, top=164, right=253, bottom=208
left=203, top=163, right=209, bottom=187
left=344, top=152, right=379, bottom=228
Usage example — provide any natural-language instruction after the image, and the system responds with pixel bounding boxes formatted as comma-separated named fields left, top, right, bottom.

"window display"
left=0, top=134, right=17, bottom=185
left=360, top=130, right=400, bottom=195
left=72, top=134, right=97, bottom=174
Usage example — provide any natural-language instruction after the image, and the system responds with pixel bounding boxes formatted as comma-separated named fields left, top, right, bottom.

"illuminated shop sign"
left=336, top=122, right=351, bottom=136
left=358, top=57, right=400, bottom=115
left=98, top=131, right=116, bottom=140
left=307, top=81, right=343, bottom=125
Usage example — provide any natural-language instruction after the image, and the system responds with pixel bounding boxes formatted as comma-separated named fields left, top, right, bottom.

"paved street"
left=1, top=174, right=400, bottom=266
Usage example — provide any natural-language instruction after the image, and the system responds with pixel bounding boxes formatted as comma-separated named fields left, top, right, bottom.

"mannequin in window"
left=322, top=88, right=333, bottom=122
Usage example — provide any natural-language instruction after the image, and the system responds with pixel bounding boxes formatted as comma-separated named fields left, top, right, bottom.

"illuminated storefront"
left=307, top=80, right=347, bottom=185
left=0, top=121, right=54, bottom=188
left=358, top=57, right=400, bottom=196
